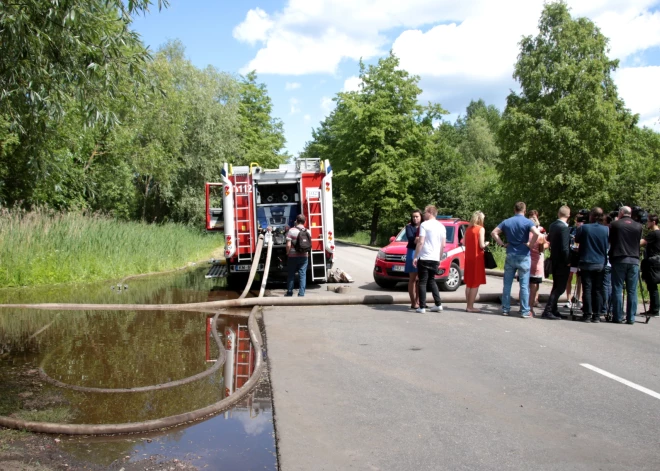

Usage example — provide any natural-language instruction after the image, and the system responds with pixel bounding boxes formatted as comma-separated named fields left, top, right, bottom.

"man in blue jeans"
left=285, top=214, right=309, bottom=297
left=492, top=202, right=541, bottom=318
left=609, top=206, right=643, bottom=324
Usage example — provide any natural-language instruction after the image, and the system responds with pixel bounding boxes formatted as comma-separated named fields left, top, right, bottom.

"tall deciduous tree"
left=0, top=0, right=167, bottom=207
left=304, top=52, right=445, bottom=244
left=237, top=71, right=288, bottom=168
left=498, top=1, right=636, bottom=218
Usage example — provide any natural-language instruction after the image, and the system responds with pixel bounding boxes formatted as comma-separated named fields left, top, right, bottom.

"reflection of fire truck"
left=205, top=315, right=255, bottom=396
left=205, top=159, right=335, bottom=284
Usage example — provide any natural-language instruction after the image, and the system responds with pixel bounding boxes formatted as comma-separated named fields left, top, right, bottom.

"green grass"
left=338, top=231, right=374, bottom=246
left=14, top=407, right=73, bottom=423
left=0, top=208, right=222, bottom=288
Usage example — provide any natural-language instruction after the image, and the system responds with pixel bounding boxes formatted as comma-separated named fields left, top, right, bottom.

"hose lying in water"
left=0, top=292, right=550, bottom=312
left=0, top=307, right=263, bottom=435
left=36, top=311, right=226, bottom=394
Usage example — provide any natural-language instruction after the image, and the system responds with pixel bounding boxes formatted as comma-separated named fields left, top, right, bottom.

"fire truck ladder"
left=234, top=324, right=253, bottom=387
left=234, top=171, right=254, bottom=262
left=306, top=188, right=327, bottom=282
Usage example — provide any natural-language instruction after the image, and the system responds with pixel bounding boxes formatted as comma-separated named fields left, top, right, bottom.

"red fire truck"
left=205, top=159, right=335, bottom=284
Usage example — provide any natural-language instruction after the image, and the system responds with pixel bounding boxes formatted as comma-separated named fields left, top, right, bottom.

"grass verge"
left=0, top=209, right=222, bottom=288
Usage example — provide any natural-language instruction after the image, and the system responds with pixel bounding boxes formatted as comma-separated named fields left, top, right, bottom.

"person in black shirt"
left=641, top=214, right=660, bottom=317
left=609, top=206, right=644, bottom=324
left=404, top=209, right=422, bottom=310
left=542, top=205, right=571, bottom=320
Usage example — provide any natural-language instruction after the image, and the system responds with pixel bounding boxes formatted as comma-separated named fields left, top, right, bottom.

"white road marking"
left=580, top=363, right=660, bottom=400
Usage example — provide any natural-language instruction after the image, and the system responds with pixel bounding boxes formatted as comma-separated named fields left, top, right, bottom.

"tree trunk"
left=369, top=205, right=380, bottom=246
left=142, top=175, right=151, bottom=221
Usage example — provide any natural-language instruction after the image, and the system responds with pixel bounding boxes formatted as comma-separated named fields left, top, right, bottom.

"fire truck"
left=205, top=159, right=335, bottom=284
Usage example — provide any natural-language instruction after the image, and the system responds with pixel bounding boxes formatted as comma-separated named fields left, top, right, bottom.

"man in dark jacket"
left=576, top=207, right=609, bottom=322
left=542, top=205, right=571, bottom=320
left=609, top=206, right=643, bottom=324
left=640, top=214, right=660, bottom=317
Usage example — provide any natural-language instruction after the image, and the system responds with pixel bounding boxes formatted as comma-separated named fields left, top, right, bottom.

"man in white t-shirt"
left=412, top=205, right=446, bottom=313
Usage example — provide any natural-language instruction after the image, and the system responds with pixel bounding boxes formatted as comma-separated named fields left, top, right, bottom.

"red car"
left=373, top=217, right=469, bottom=291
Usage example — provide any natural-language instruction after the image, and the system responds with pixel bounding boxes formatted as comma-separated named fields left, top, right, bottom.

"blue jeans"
left=287, top=256, right=308, bottom=296
left=502, top=253, right=531, bottom=315
left=601, top=265, right=612, bottom=314
left=611, top=263, right=639, bottom=323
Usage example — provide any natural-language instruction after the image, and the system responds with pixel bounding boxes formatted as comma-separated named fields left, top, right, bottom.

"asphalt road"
left=263, top=243, right=660, bottom=471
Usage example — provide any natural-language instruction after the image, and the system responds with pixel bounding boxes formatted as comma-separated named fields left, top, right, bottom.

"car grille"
left=385, top=254, right=406, bottom=262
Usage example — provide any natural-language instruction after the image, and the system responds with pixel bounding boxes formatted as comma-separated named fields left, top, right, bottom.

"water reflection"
left=0, top=265, right=276, bottom=469
left=0, top=265, right=233, bottom=305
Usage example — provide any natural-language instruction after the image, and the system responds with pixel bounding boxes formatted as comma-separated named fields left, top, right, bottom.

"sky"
left=131, top=0, right=660, bottom=157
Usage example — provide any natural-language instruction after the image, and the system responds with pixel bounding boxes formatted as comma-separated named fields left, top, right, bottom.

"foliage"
left=0, top=0, right=167, bottom=207
left=0, top=208, right=221, bottom=288
left=238, top=71, right=288, bottom=168
left=498, top=1, right=637, bottom=220
left=304, top=52, right=445, bottom=244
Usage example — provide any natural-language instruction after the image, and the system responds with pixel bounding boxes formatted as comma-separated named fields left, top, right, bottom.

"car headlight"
left=377, top=250, right=386, bottom=260
left=441, top=252, right=447, bottom=261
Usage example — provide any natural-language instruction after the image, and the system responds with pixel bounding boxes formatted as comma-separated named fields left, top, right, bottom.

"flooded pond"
left=0, top=266, right=277, bottom=470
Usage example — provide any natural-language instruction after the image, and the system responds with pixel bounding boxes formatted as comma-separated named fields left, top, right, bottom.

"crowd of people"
left=402, top=202, right=660, bottom=322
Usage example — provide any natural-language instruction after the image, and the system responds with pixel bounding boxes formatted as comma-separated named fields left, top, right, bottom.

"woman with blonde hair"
left=464, top=211, right=489, bottom=312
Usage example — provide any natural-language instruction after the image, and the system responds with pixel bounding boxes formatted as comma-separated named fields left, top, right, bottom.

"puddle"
left=0, top=265, right=237, bottom=305
left=0, top=266, right=277, bottom=469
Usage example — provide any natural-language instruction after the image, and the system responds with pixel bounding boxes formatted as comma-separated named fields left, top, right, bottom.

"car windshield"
left=395, top=225, right=455, bottom=243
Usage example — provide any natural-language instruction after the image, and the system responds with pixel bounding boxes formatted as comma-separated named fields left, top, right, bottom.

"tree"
left=0, top=0, right=167, bottom=207
left=304, top=52, right=445, bottom=244
left=498, top=1, right=636, bottom=219
left=237, top=71, right=288, bottom=168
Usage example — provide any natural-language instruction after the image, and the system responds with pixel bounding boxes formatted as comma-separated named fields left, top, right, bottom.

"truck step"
left=205, top=264, right=228, bottom=279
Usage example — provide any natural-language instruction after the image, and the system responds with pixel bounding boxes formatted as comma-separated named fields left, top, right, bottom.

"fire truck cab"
left=205, top=159, right=335, bottom=284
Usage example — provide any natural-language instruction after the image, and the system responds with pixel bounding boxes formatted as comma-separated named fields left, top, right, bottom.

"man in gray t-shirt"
left=285, top=214, right=309, bottom=297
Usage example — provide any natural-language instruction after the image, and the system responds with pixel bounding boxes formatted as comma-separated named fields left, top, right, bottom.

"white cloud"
left=614, top=66, right=660, bottom=126
left=303, top=114, right=312, bottom=123
left=320, top=96, right=335, bottom=114
left=232, top=8, right=274, bottom=46
left=234, top=1, right=660, bottom=83
left=285, top=81, right=302, bottom=90
left=289, top=97, right=301, bottom=114
left=342, top=76, right=363, bottom=92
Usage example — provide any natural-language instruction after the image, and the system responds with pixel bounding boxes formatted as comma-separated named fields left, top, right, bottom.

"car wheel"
left=375, top=278, right=398, bottom=289
left=439, top=263, right=461, bottom=291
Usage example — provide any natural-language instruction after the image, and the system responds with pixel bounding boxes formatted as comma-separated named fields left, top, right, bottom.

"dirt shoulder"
left=0, top=429, right=197, bottom=471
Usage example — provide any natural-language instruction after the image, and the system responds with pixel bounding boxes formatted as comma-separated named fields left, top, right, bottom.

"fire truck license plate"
left=234, top=265, right=251, bottom=272
left=392, top=265, right=405, bottom=272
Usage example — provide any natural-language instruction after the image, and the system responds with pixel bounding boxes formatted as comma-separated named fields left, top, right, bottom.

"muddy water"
left=0, top=266, right=277, bottom=470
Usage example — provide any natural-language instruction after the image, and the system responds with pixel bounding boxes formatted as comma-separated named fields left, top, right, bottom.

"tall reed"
left=0, top=208, right=221, bottom=287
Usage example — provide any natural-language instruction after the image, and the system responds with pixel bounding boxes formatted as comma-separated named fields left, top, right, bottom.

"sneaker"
left=541, top=313, right=560, bottom=320
left=563, top=301, right=572, bottom=308
left=501, top=311, right=509, bottom=316
left=520, top=313, right=531, bottom=318
left=430, top=305, right=443, bottom=312
left=626, top=320, right=635, bottom=325
left=284, top=292, right=293, bottom=297
left=416, top=307, right=426, bottom=314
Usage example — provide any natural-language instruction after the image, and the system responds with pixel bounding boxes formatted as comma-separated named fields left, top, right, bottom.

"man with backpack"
left=285, top=214, right=311, bottom=297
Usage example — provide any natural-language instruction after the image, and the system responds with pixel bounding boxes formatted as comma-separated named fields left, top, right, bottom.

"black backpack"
left=295, top=228, right=312, bottom=253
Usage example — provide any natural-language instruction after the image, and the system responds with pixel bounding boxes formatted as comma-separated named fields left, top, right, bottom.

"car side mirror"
left=389, top=236, right=396, bottom=243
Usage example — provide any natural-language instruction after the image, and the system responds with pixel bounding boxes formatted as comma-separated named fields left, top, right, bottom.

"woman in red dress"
left=464, top=211, right=489, bottom=312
